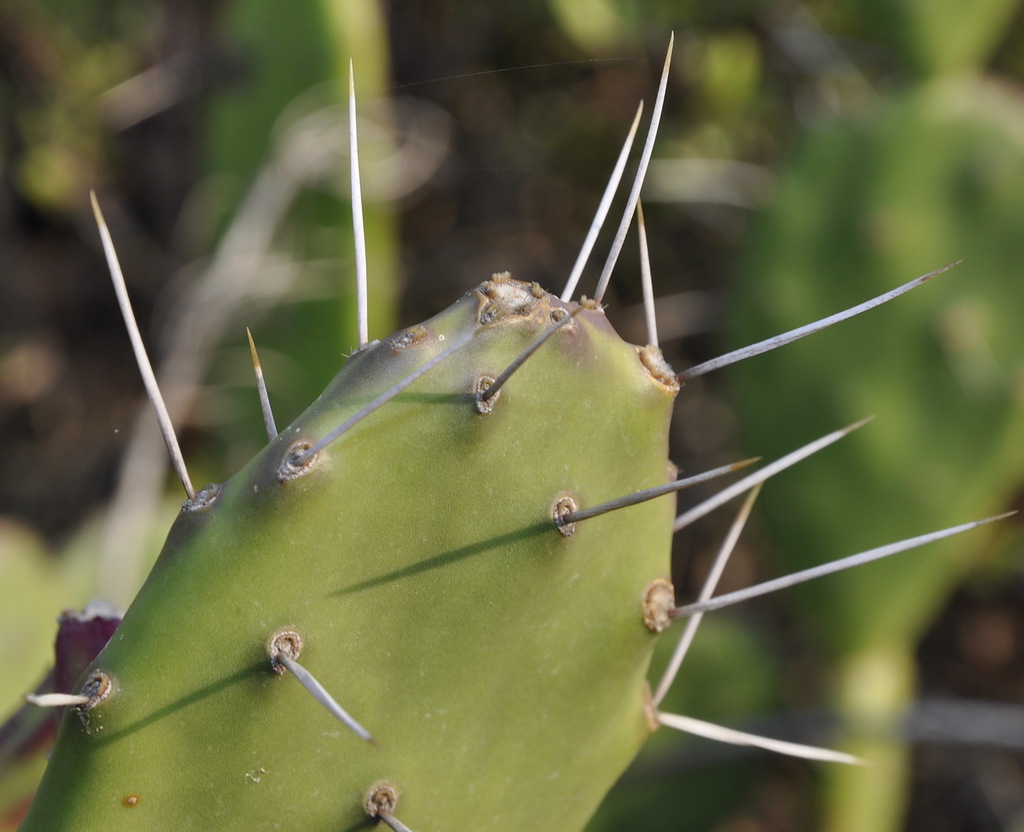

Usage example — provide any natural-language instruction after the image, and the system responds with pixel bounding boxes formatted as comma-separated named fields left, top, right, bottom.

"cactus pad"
left=19, top=276, right=679, bottom=831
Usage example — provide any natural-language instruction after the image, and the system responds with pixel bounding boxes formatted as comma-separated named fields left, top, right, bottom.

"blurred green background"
left=2, top=1, right=1024, bottom=830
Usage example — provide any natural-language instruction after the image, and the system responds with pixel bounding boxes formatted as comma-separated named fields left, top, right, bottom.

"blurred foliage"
left=2, top=0, right=1024, bottom=830
left=725, top=19, right=1024, bottom=832
left=855, top=0, right=1019, bottom=76
left=731, top=78, right=1024, bottom=656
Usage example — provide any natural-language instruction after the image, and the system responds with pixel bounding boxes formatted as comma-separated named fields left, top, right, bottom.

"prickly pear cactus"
left=19, top=275, right=679, bottom=831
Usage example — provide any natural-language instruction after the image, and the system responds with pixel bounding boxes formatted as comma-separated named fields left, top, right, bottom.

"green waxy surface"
left=20, top=278, right=677, bottom=831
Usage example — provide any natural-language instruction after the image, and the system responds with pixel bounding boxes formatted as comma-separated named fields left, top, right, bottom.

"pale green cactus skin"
left=19, top=276, right=679, bottom=831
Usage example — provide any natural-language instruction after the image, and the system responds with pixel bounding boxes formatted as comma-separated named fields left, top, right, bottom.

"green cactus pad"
left=20, top=276, right=678, bottom=832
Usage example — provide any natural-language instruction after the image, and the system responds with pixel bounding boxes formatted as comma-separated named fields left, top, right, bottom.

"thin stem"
left=277, top=652, right=373, bottom=743
left=672, top=511, right=1014, bottom=618
left=657, top=711, right=865, bottom=765
left=561, top=458, right=759, bottom=527
left=90, top=191, right=195, bottom=500
left=479, top=308, right=582, bottom=403
left=350, top=61, right=369, bottom=348
left=653, top=484, right=761, bottom=706
left=636, top=200, right=658, bottom=347
left=679, top=261, right=962, bottom=381
left=560, top=102, right=644, bottom=302
left=246, top=328, right=278, bottom=440
left=299, top=327, right=480, bottom=461
left=593, top=33, right=674, bottom=304
left=674, top=417, right=872, bottom=534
